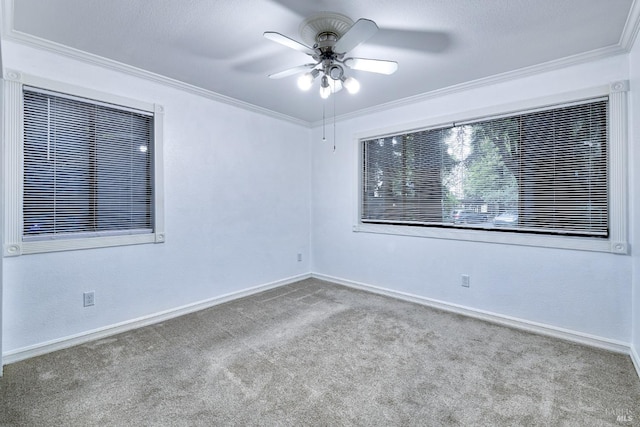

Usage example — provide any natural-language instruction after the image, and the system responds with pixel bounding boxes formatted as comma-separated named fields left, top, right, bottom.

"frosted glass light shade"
left=342, top=76, right=360, bottom=94
left=320, top=85, right=331, bottom=99
left=297, top=72, right=315, bottom=91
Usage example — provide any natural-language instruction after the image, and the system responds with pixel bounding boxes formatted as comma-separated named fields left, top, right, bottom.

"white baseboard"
left=312, top=273, right=632, bottom=355
left=5, top=271, right=636, bottom=377
left=631, top=346, right=640, bottom=380
left=2, top=273, right=311, bottom=365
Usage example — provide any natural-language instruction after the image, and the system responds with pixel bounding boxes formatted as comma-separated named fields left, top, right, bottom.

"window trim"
left=353, top=82, right=629, bottom=254
left=3, top=70, right=165, bottom=256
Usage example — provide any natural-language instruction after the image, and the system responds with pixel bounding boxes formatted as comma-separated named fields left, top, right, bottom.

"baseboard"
left=2, top=273, right=311, bottom=365
left=312, top=273, right=631, bottom=355
left=631, top=346, right=640, bottom=380
left=5, top=271, right=635, bottom=374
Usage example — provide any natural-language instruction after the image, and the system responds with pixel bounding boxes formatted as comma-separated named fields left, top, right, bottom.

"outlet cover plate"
left=461, top=275, right=470, bottom=288
left=83, top=291, right=95, bottom=307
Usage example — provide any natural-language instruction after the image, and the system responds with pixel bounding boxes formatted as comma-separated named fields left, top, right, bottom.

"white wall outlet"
left=83, top=291, right=95, bottom=307
left=461, top=275, right=470, bottom=288
left=297, top=253, right=303, bottom=262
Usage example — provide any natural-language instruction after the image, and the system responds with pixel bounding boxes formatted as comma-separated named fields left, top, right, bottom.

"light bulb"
left=320, top=75, right=331, bottom=99
left=320, top=85, right=331, bottom=99
left=297, top=72, right=314, bottom=91
left=342, top=76, right=360, bottom=94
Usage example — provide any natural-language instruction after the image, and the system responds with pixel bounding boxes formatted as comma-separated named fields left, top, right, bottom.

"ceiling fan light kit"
left=297, top=69, right=319, bottom=90
left=342, top=76, right=360, bottom=94
left=265, top=12, right=398, bottom=99
left=320, top=75, right=332, bottom=99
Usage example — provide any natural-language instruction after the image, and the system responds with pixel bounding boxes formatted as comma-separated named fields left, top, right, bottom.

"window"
left=3, top=71, right=164, bottom=255
left=356, top=83, right=629, bottom=253
left=23, top=88, right=154, bottom=240
left=362, top=98, right=608, bottom=236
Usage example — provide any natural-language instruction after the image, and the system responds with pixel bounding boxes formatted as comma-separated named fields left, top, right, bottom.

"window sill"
left=353, top=223, right=627, bottom=254
left=4, top=233, right=165, bottom=256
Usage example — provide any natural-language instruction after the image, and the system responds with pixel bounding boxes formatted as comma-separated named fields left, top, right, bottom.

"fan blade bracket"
left=264, top=31, right=316, bottom=56
left=334, top=19, right=378, bottom=54
left=343, top=58, right=398, bottom=75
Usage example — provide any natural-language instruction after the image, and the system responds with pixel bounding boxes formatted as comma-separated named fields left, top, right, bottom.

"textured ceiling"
left=3, top=0, right=638, bottom=124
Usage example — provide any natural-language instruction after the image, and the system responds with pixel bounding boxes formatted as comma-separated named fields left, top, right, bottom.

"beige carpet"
left=1, top=278, right=639, bottom=426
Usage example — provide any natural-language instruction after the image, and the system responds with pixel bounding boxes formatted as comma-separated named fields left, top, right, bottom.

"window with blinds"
left=361, top=98, right=608, bottom=237
left=22, top=87, right=154, bottom=241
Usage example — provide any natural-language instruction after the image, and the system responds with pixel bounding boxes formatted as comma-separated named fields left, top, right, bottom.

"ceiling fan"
left=264, top=12, right=398, bottom=99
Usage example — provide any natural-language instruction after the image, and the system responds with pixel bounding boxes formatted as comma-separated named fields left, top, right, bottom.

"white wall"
left=311, top=55, right=633, bottom=343
left=0, top=37, right=4, bottom=374
left=630, top=32, right=640, bottom=366
left=1, top=41, right=312, bottom=353
left=1, top=37, right=638, bottom=363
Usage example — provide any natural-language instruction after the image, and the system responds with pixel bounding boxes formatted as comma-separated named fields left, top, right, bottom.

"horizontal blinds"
left=361, top=98, right=608, bottom=237
left=362, top=130, right=448, bottom=224
left=518, top=102, right=607, bottom=235
left=23, top=88, right=154, bottom=240
left=24, top=85, right=153, bottom=116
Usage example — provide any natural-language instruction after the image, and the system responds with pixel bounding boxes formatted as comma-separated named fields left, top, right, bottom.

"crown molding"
left=320, top=0, right=640, bottom=127
left=312, top=44, right=629, bottom=128
left=0, top=0, right=310, bottom=128
left=2, top=0, right=637, bottom=130
left=620, top=0, right=640, bottom=51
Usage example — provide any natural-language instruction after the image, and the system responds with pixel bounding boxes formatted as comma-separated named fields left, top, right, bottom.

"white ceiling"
left=3, top=0, right=639, bottom=124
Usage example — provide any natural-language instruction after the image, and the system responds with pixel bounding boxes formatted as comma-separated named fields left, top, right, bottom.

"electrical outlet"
left=461, top=275, right=470, bottom=288
left=297, top=253, right=303, bottom=262
left=83, top=291, right=95, bottom=307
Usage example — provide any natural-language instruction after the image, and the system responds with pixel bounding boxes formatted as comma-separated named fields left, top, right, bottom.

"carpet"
left=1, top=278, right=639, bottom=426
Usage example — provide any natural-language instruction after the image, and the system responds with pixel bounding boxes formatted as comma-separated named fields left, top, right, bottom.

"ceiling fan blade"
left=334, top=19, right=378, bottom=54
left=268, top=63, right=317, bottom=79
left=343, top=58, right=398, bottom=75
left=264, top=32, right=316, bottom=56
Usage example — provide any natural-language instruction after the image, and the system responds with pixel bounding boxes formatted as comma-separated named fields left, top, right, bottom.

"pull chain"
left=333, top=90, right=336, bottom=152
left=322, top=101, right=326, bottom=141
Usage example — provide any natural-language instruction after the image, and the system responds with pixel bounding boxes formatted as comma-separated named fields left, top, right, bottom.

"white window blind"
left=361, top=97, right=608, bottom=237
left=22, top=87, right=154, bottom=240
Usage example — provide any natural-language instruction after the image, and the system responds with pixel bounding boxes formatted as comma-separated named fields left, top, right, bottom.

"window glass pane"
left=23, top=91, right=56, bottom=235
left=361, top=98, right=608, bottom=237
left=23, top=89, right=153, bottom=239
left=94, top=107, right=152, bottom=231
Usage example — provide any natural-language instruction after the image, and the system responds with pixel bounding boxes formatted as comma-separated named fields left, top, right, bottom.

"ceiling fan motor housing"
left=314, top=32, right=340, bottom=61
left=314, top=32, right=338, bottom=48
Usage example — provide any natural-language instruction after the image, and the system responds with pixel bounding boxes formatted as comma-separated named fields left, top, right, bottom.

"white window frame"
left=3, top=70, right=165, bottom=256
left=353, top=82, right=629, bottom=254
